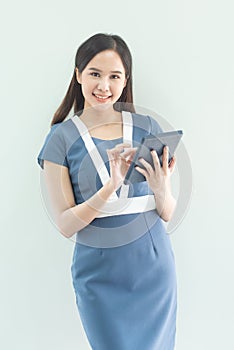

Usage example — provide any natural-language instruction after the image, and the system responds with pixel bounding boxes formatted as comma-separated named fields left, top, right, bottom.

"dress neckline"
left=91, top=136, right=123, bottom=141
left=77, top=111, right=124, bottom=141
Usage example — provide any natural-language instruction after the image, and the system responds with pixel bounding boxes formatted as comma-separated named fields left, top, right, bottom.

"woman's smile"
left=92, top=92, right=112, bottom=103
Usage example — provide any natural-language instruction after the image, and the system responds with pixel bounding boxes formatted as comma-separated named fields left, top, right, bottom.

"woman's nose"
left=97, top=77, right=110, bottom=91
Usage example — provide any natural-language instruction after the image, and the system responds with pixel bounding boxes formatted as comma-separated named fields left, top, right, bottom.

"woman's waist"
left=75, top=210, right=165, bottom=248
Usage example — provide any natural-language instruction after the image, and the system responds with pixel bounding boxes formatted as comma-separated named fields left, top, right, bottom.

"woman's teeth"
left=94, top=94, right=110, bottom=99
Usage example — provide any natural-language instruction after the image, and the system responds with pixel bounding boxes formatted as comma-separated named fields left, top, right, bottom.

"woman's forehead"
left=85, top=50, right=125, bottom=73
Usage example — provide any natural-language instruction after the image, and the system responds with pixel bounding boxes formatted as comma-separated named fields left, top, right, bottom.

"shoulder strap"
left=71, top=111, right=133, bottom=201
left=119, top=111, right=133, bottom=198
left=71, top=114, right=118, bottom=200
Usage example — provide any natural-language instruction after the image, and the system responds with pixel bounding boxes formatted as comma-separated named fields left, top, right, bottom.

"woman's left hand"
left=135, top=146, right=176, bottom=198
left=135, top=146, right=177, bottom=221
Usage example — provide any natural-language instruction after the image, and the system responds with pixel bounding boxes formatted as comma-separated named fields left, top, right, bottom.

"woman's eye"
left=90, top=72, right=100, bottom=77
left=111, top=75, right=120, bottom=79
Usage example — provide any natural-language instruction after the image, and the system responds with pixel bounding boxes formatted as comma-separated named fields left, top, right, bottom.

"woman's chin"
left=90, top=101, right=115, bottom=112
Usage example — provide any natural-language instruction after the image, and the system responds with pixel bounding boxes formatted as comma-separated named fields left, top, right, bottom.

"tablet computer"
left=124, top=130, right=183, bottom=184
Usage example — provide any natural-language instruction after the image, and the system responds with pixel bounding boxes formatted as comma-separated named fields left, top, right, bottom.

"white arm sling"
left=71, top=111, right=156, bottom=217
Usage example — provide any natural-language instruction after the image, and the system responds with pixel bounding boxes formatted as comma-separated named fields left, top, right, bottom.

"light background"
left=1, top=0, right=233, bottom=349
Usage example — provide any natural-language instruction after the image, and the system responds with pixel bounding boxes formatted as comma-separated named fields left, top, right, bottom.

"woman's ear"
left=75, top=68, right=82, bottom=84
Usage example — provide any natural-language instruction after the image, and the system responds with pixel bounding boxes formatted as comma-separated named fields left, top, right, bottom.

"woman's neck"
left=79, top=107, right=122, bottom=128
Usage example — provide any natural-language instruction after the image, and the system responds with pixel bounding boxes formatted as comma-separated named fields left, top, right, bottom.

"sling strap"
left=71, top=111, right=156, bottom=217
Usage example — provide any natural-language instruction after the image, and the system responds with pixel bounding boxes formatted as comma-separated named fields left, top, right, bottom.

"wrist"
left=154, top=189, right=175, bottom=204
left=106, top=178, right=122, bottom=193
left=105, top=179, right=116, bottom=194
left=87, top=180, right=116, bottom=209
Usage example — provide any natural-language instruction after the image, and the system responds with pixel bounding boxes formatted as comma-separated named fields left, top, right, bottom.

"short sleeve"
left=37, top=123, right=68, bottom=169
left=148, top=115, right=163, bottom=135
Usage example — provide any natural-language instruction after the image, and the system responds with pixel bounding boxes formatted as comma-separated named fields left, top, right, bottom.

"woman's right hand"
left=106, top=143, right=137, bottom=191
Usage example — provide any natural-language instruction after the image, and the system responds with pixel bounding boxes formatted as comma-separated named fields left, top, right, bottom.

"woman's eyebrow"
left=88, top=67, right=123, bottom=74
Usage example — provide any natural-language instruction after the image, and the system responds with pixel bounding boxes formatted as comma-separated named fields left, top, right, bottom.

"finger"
left=107, top=148, right=122, bottom=160
left=162, top=146, right=169, bottom=172
left=127, top=150, right=137, bottom=162
left=122, top=151, right=137, bottom=164
left=106, top=149, right=116, bottom=166
left=135, top=166, right=148, bottom=180
left=151, top=150, right=160, bottom=171
left=107, top=143, right=130, bottom=154
left=106, top=149, right=114, bottom=161
left=120, top=147, right=137, bottom=156
left=109, top=143, right=131, bottom=159
left=138, top=157, right=153, bottom=175
left=169, top=156, right=176, bottom=173
left=107, top=148, right=121, bottom=161
left=120, top=147, right=137, bottom=160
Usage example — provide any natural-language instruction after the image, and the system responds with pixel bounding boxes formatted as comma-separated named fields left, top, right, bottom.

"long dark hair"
left=51, top=33, right=135, bottom=125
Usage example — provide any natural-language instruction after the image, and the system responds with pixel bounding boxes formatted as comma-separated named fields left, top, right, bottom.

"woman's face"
left=76, top=50, right=127, bottom=111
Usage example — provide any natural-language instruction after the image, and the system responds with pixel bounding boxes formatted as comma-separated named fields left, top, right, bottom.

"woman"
left=38, top=33, right=177, bottom=350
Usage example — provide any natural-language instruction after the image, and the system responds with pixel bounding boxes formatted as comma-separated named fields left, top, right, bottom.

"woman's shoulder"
left=131, top=112, right=163, bottom=134
left=39, top=117, right=80, bottom=153
left=49, top=118, right=76, bottom=136
left=44, top=118, right=82, bottom=148
left=37, top=118, right=79, bottom=169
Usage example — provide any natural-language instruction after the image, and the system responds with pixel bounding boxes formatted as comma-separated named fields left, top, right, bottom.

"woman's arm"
left=42, top=144, right=136, bottom=238
left=43, top=160, right=115, bottom=238
left=153, top=182, right=176, bottom=222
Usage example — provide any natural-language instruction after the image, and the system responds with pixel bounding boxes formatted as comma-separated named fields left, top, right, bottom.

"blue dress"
left=37, top=112, right=177, bottom=350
